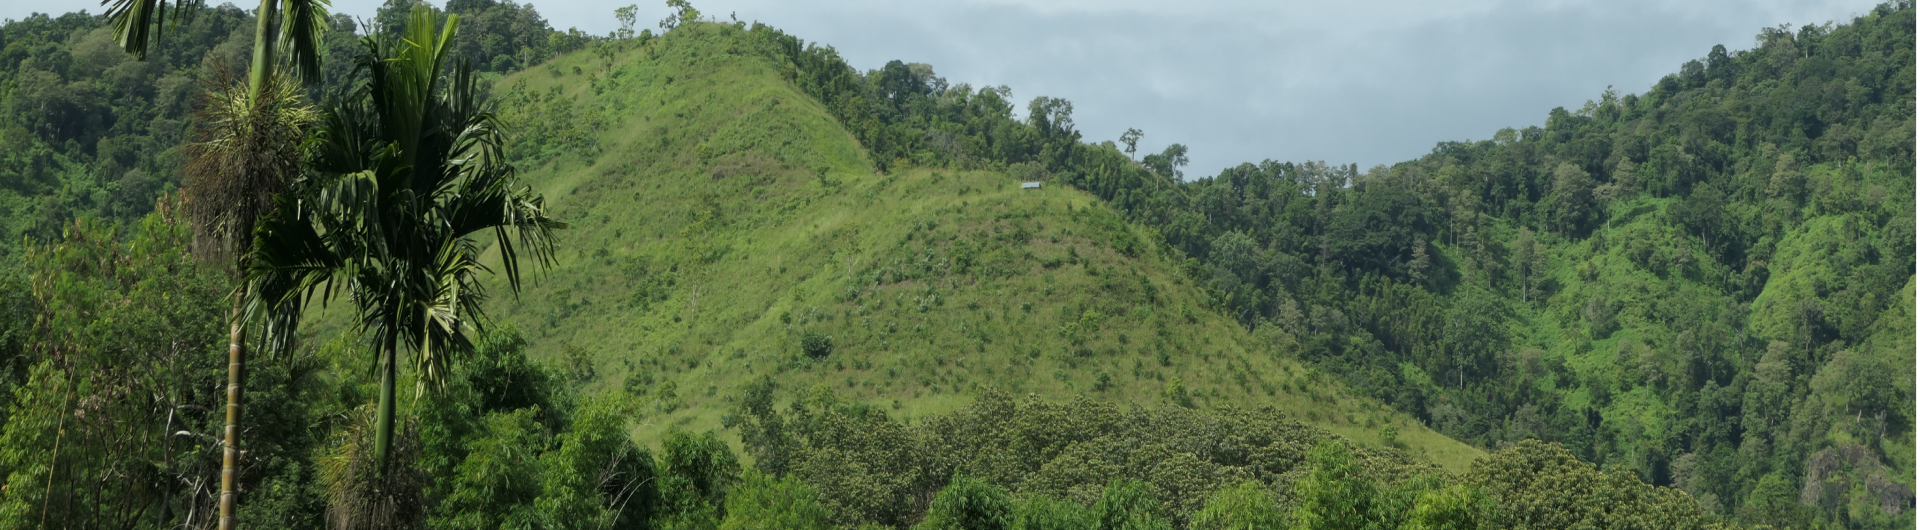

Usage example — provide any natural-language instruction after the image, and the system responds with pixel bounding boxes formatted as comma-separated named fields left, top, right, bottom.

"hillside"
left=458, top=5, right=1917, bottom=528
left=0, top=1, right=1906, bottom=527
left=472, top=22, right=1483, bottom=469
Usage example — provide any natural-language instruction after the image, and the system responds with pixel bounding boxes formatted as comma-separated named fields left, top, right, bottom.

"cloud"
left=7, top=0, right=1875, bottom=175
left=702, top=0, right=1871, bottom=174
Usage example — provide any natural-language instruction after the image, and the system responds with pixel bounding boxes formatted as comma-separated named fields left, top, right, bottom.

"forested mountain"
left=710, top=3, right=1913, bottom=526
left=0, top=0, right=577, bottom=267
left=0, top=0, right=1909, bottom=528
left=461, top=13, right=1483, bottom=468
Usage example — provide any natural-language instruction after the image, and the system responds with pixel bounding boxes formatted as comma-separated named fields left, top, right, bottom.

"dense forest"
left=0, top=0, right=1910, bottom=528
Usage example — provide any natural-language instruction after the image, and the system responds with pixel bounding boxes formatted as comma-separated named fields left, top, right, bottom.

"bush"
left=802, top=331, right=834, bottom=358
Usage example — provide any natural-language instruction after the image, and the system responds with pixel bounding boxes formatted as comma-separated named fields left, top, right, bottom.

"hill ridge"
left=478, top=21, right=1483, bottom=469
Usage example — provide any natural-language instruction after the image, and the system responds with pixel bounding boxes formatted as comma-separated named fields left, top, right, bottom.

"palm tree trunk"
left=218, top=291, right=246, bottom=530
left=374, top=345, right=397, bottom=471
left=248, top=0, right=280, bottom=103
left=217, top=2, right=285, bottom=524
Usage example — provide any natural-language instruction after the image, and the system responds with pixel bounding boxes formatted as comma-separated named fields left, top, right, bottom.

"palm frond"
left=243, top=190, right=344, bottom=355
left=254, top=4, right=560, bottom=393
left=279, top=0, right=334, bottom=85
left=102, top=0, right=199, bottom=60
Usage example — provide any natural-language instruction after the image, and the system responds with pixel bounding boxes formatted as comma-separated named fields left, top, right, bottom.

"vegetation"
left=473, top=18, right=1477, bottom=468
left=0, top=0, right=1908, bottom=528
left=245, top=5, right=564, bottom=474
left=673, top=4, right=1915, bottom=527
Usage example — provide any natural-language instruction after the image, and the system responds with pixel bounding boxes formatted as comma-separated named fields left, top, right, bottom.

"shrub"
left=802, top=331, right=834, bottom=358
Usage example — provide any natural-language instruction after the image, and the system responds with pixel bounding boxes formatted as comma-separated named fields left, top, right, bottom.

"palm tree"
left=245, top=5, right=563, bottom=473
left=103, top=1, right=329, bottom=527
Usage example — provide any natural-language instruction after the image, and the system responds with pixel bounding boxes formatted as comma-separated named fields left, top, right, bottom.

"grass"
left=450, top=22, right=1485, bottom=471
left=255, top=22, right=1482, bottom=472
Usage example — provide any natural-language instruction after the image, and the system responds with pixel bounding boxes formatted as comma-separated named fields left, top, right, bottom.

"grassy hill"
left=468, top=22, right=1481, bottom=469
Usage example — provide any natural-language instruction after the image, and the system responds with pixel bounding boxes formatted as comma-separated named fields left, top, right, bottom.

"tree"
left=1027, top=96, right=1076, bottom=139
left=657, top=428, right=743, bottom=527
left=244, top=6, right=563, bottom=474
left=615, top=4, right=639, bottom=39
left=660, top=0, right=702, bottom=30
left=720, top=471, right=833, bottom=530
left=102, top=0, right=330, bottom=526
left=1468, top=440, right=1720, bottom=530
left=1668, top=183, right=1724, bottom=250
left=1120, top=128, right=1143, bottom=160
left=1189, top=481, right=1285, bottom=530
left=1512, top=228, right=1544, bottom=305
left=1544, top=162, right=1593, bottom=235
left=1289, top=442, right=1387, bottom=530
left=1015, top=496, right=1094, bottom=530
left=1092, top=479, right=1173, bottom=530
left=919, top=476, right=1015, bottom=530
left=1593, top=159, right=1638, bottom=233
left=1402, top=484, right=1495, bottom=530
left=1143, top=144, right=1189, bottom=179
left=0, top=213, right=245, bottom=527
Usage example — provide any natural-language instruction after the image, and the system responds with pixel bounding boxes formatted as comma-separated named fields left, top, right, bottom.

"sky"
left=5, top=0, right=1880, bottom=176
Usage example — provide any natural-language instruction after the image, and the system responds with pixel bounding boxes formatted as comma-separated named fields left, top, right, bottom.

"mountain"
left=468, top=21, right=1485, bottom=469
left=0, top=2, right=1907, bottom=527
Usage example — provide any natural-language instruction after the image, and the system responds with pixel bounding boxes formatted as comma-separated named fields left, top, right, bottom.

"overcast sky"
left=6, top=0, right=1879, bottom=175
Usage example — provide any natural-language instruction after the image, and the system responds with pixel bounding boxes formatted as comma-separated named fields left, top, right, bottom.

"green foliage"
left=719, top=471, right=833, bottom=530
left=0, top=8, right=254, bottom=258
left=480, top=18, right=1466, bottom=471
left=918, top=476, right=1015, bottom=530
left=1093, top=479, right=1173, bottom=530
left=1015, top=496, right=1095, bottom=530
left=1290, top=442, right=1394, bottom=530
left=0, top=209, right=329, bottom=527
left=1401, top=485, right=1495, bottom=530
left=1466, top=440, right=1728, bottom=530
left=246, top=4, right=566, bottom=470
left=1188, top=480, right=1286, bottom=530
left=741, top=6, right=1920, bottom=526
left=420, top=326, right=660, bottom=530
left=732, top=388, right=1444, bottom=528
left=727, top=4, right=1920, bottom=528
left=801, top=331, right=834, bottom=358
left=4, top=1, right=1912, bottom=528
left=656, top=428, right=743, bottom=528
left=545, top=400, right=661, bottom=529
left=435, top=407, right=550, bottom=528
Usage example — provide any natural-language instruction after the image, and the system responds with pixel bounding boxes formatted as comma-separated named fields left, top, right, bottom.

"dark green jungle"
left=0, top=0, right=1910, bottom=528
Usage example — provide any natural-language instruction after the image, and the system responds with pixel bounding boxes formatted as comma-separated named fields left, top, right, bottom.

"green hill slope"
left=476, top=23, right=1481, bottom=468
